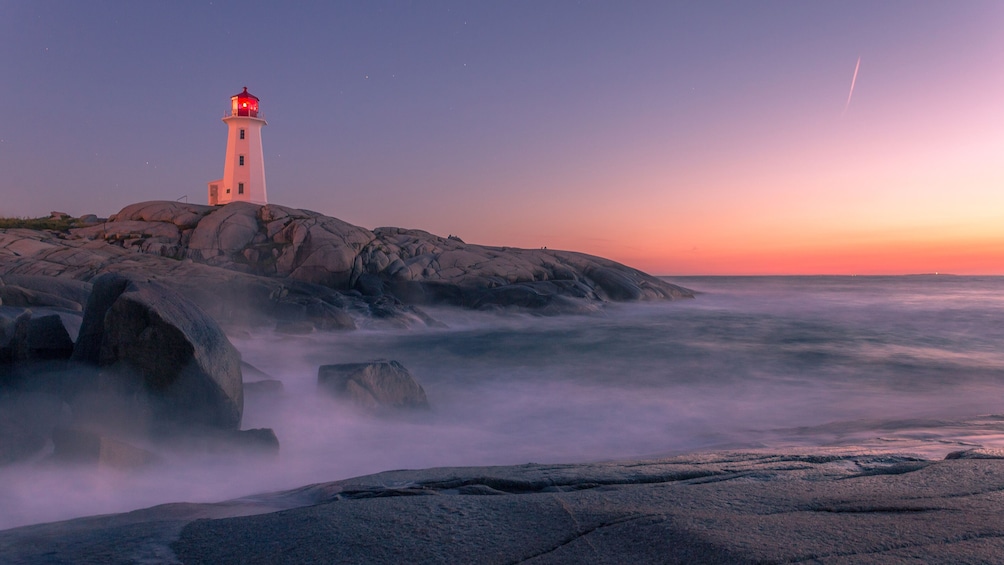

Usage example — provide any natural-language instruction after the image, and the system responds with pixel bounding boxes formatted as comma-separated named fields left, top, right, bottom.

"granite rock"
left=80, top=274, right=244, bottom=430
left=4, top=449, right=1004, bottom=563
left=318, top=360, right=429, bottom=410
left=0, top=220, right=417, bottom=330
left=34, top=200, right=693, bottom=316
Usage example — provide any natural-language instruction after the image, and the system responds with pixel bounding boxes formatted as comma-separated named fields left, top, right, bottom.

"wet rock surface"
left=3, top=449, right=1004, bottom=563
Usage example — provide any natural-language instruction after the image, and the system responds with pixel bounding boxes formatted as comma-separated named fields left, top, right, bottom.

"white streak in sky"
left=842, top=56, right=861, bottom=117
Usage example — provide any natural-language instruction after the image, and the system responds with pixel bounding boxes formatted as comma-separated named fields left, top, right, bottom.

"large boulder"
left=318, top=360, right=429, bottom=410
left=188, top=202, right=262, bottom=261
left=73, top=273, right=244, bottom=430
left=276, top=215, right=376, bottom=287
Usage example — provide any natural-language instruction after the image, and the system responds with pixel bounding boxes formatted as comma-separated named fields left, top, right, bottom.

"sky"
left=1, top=1, right=1002, bottom=275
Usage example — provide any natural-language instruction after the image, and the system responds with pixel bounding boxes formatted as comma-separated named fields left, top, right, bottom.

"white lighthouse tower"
left=208, top=87, right=268, bottom=205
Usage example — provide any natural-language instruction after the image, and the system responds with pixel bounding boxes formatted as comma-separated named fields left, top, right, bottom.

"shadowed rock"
left=73, top=274, right=243, bottom=430
left=318, top=360, right=429, bottom=410
left=149, top=425, right=280, bottom=456
left=240, top=361, right=272, bottom=381
left=71, top=273, right=131, bottom=365
left=243, top=379, right=284, bottom=395
left=2, top=311, right=77, bottom=388
left=230, top=428, right=280, bottom=454
left=12, top=314, right=74, bottom=363
left=0, top=311, right=29, bottom=383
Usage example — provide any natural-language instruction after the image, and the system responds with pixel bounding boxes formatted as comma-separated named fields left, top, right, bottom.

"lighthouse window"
left=240, top=129, right=245, bottom=140
left=239, top=155, right=245, bottom=166
left=238, top=183, right=245, bottom=195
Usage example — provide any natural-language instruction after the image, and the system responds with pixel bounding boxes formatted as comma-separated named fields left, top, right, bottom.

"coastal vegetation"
left=0, top=215, right=85, bottom=232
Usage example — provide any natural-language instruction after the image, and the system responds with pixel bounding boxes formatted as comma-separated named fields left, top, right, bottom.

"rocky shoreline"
left=8, top=202, right=1002, bottom=563
left=2, top=447, right=1004, bottom=563
left=1, top=200, right=691, bottom=474
left=1, top=201, right=693, bottom=332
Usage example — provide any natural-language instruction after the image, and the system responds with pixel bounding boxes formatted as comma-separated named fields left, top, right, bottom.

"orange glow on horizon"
left=604, top=233, right=1004, bottom=276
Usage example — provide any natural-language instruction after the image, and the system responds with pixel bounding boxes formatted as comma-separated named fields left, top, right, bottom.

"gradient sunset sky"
left=2, top=1, right=1002, bottom=275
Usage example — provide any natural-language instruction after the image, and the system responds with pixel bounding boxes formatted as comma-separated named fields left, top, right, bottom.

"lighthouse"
left=208, top=87, right=268, bottom=205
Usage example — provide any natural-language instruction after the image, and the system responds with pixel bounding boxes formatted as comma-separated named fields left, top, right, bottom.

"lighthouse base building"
left=209, top=87, right=268, bottom=206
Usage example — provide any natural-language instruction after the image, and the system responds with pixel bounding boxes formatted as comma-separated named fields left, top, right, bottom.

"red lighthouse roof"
left=230, top=87, right=260, bottom=118
left=232, top=86, right=259, bottom=101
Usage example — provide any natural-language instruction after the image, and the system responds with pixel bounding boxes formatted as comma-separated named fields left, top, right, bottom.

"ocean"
left=3, top=275, right=1003, bottom=529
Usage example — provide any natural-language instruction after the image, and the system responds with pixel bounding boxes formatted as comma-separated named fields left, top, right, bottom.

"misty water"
left=3, top=275, right=1004, bottom=530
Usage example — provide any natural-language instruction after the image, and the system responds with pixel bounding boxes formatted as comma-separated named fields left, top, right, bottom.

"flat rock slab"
left=3, top=449, right=1004, bottom=563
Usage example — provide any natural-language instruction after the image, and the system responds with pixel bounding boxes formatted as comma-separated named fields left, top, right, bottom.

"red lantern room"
left=230, top=87, right=260, bottom=118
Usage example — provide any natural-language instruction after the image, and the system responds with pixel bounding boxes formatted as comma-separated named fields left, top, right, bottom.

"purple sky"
left=2, top=1, right=1002, bottom=274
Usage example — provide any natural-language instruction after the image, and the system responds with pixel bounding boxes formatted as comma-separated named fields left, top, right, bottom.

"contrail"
left=843, top=56, right=861, bottom=117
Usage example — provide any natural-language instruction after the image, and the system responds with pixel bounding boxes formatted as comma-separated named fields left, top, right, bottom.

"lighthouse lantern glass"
left=230, top=92, right=259, bottom=118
